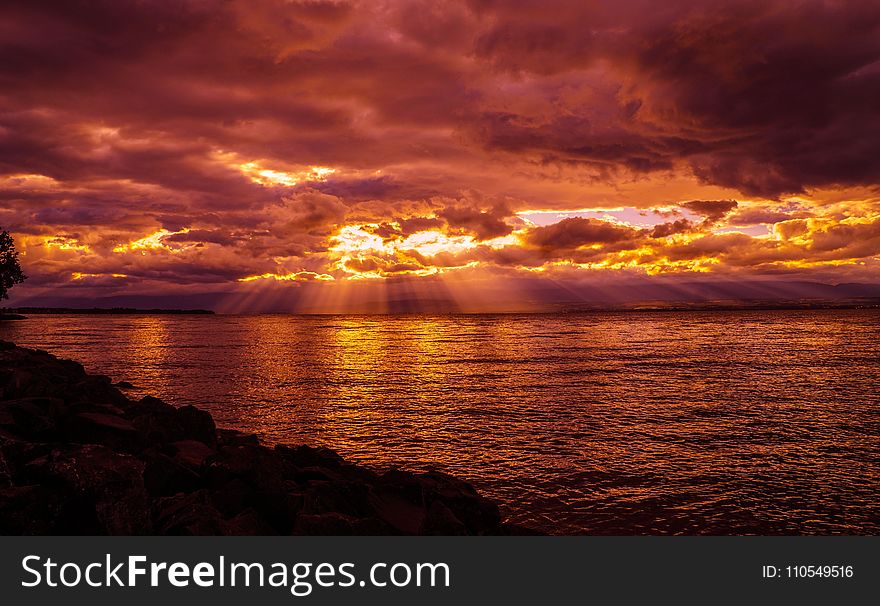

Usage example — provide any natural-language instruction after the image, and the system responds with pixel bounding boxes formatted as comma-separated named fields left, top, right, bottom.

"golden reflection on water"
left=122, top=316, right=173, bottom=393
left=2, top=310, right=879, bottom=534
left=321, top=319, right=389, bottom=452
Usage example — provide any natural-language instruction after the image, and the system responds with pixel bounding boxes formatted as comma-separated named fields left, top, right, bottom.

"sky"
left=2, top=0, right=880, bottom=312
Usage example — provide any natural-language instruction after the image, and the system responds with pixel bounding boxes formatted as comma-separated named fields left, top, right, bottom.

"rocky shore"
left=0, top=340, right=526, bottom=535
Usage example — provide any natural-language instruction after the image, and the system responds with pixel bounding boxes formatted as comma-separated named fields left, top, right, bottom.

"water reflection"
left=123, top=317, right=173, bottom=392
left=2, top=310, right=879, bottom=534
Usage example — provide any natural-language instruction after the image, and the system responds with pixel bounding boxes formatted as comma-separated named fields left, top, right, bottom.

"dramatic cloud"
left=680, top=200, right=738, bottom=223
left=1, top=0, right=879, bottom=309
left=524, top=218, right=637, bottom=250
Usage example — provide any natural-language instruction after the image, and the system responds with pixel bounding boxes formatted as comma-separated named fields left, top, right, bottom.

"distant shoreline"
left=558, top=300, right=880, bottom=313
left=7, top=307, right=215, bottom=315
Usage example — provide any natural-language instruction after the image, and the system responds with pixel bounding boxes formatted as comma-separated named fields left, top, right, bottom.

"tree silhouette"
left=0, top=230, right=26, bottom=300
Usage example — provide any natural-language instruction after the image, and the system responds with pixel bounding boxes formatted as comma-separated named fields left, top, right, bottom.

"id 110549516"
left=762, top=565, right=855, bottom=579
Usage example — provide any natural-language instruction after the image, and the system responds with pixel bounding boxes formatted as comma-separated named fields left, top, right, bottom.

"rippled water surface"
left=3, top=311, right=879, bottom=534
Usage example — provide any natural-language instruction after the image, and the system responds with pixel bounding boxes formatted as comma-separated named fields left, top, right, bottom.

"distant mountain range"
left=9, top=307, right=215, bottom=315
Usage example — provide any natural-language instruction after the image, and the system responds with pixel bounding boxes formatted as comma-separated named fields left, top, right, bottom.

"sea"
left=3, top=310, right=879, bottom=534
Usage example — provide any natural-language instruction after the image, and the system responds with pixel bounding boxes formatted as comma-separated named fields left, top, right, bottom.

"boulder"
left=65, top=411, right=142, bottom=452
left=23, top=444, right=152, bottom=535
left=218, top=429, right=261, bottom=448
left=0, top=437, right=54, bottom=482
left=176, top=405, right=216, bottom=447
left=203, top=444, right=285, bottom=492
left=0, top=484, right=65, bottom=534
left=422, top=500, right=468, bottom=535
left=302, top=480, right=374, bottom=518
left=368, top=488, right=427, bottom=535
left=129, top=396, right=186, bottom=444
left=275, top=444, right=346, bottom=469
left=154, top=490, right=228, bottom=535
left=69, top=375, right=130, bottom=408
left=293, top=512, right=359, bottom=535
left=142, top=449, right=204, bottom=497
left=154, top=489, right=277, bottom=536
left=223, top=508, right=275, bottom=535
left=0, top=397, right=64, bottom=440
left=205, top=478, right=253, bottom=517
left=293, top=512, right=393, bottom=535
left=420, top=471, right=501, bottom=534
left=0, top=368, right=46, bottom=400
left=170, top=440, right=215, bottom=469
left=0, top=448, right=11, bottom=488
left=288, top=465, right=346, bottom=484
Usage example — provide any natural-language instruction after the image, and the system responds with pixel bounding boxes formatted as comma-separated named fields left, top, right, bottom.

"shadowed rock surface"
left=0, top=340, right=531, bottom=535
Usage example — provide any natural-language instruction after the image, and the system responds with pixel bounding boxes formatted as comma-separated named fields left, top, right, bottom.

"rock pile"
left=0, top=341, right=527, bottom=535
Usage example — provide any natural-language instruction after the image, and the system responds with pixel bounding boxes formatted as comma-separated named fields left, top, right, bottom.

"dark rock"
left=302, top=480, right=374, bottom=518
left=293, top=512, right=394, bottom=535
left=0, top=485, right=65, bottom=534
left=204, top=444, right=285, bottom=492
left=224, top=508, right=275, bottom=535
left=218, top=428, right=261, bottom=448
left=155, top=490, right=227, bottom=535
left=420, top=471, right=501, bottom=534
left=69, top=375, right=129, bottom=408
left=276, top=444, right=378, bottom=481
left=350, top=470, right=426, bottom=534
left=245, top=487, right=303, bottom=534
left=378, top=469, right=426, bottom=504
left=23, top=444, right=152, bottom=535
left=129, top=395, right=177, bottom=417
left=170, top=440, right=215, bottom=469
left=154, top=490, right=277, bottom=535
left=275, top=444, right=345, bottom=469
left=0, top=436, right=54, bottom=482
left=142, top=449, right=203, bottom=497
left=176, top=405, right=216, bottom=447
left=128, top=397, right=215, bottom=448
left=206, top=478, right=253, bottom=517
left=68, top=401, right=126, bottom=417
left=115, top=381, right=135, bottom=389
left=369, top=488, right=427, bottom=534
left=65, top=411, right=142, bottom=452
left=350, top=517, right=397, bottom=534
left=0, top=406, right=13, bottom=430
left=288, top=466, right=346, bottom=484
left=130, top=401, right=185, bottom=445
left=293, top=512, right=358, bottom=535
left=0, top=448, right=11, bottom=487
left=373, top=470, right=428, bottom=528
left=0, top=397, right=64, bottom=440
left=422, top=500, right=468, bottom=535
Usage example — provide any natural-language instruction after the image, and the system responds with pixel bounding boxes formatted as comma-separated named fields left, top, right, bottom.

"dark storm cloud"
left=524, top=217, right=638, bottom=249
left=680, top=200, right=738, bottom=223
left=5, top=0, right=878, bottom=201
left=468, top=0, right=880, bottom=196
left=651, top=219, right=694, bottom=238
left=438, top=203, right=514, bottom=240
left=726, top=207, right=806, bottom=226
